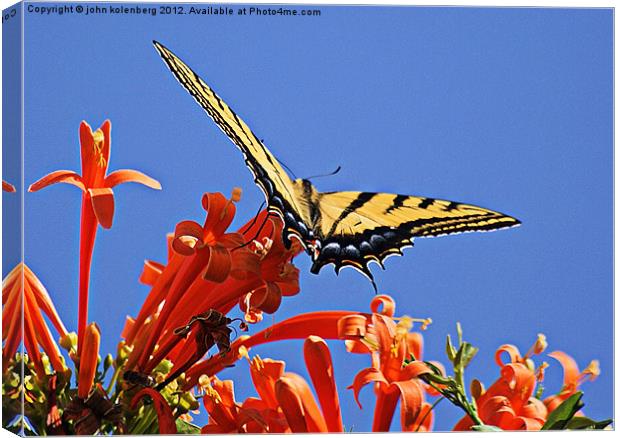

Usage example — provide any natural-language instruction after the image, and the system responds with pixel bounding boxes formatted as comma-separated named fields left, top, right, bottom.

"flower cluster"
left=1, top=120, right=609, bottom=434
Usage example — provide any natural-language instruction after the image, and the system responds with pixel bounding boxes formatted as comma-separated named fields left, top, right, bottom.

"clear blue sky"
left=11, top=4, right=613, bottom=431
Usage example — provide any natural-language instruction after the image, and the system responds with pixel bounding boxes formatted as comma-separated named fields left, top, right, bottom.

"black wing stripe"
left=417, top=198, right=435, bottom=209
left=326, top=192, right=377, bottom=237
left=384, top=194, right=408, bottom=214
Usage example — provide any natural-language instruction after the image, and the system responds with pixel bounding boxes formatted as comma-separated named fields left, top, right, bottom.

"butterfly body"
left=153, top=41, right=521, bottom=288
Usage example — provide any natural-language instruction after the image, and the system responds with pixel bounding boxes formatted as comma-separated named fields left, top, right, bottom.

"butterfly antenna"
left=305, top=165, right=342, bottom=181
left=240, top=201, right=266, bottom=234
left=233, top=212, right=275, bottom=251
left=262, top=139, right=297, bottom=179
left=277, top=157, right=298, bottom=179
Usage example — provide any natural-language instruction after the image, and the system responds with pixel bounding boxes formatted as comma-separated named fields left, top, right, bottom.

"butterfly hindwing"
left=311, top=191, right=520, bottom=278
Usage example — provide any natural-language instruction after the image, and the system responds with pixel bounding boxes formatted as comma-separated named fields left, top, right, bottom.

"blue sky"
left=8, top=4, right=613, bottom=431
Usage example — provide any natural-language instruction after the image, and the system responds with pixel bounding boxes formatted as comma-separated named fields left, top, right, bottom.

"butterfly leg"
left=239, top=200, right=266, bottom=235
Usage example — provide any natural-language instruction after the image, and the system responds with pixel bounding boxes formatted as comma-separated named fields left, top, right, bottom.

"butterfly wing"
left=153, top=41, right=310, bottom=241
left=312, top=191, right=520, bottom=281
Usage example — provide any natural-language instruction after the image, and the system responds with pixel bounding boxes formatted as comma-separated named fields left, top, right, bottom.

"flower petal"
left=303, top=336, right=344, bottom=432
left=2, top=281, right=23, bottom=373
left=495, top=344, right=522, bottom=366
left=391, top=379, right=424, bottom=432
left=407, top=332, right=424, bottom=361
left=24, top=264, right=68, bottom=337
left=249, top=357, right=285, bottom=409
left=88, top=187, right=115, bottom=229
left=414, top=402, right=434, bottom=432
left=548, top=350, right=581, bottom=391
left=337, top=314, right=368, bottom=339
left=2, top=180, right=16, bottom=192
left=202, top=192, right=235, bottom=239
left=521, top=397, right=547, bottom=421
left=507, top=416, right=545, bottom=431
left=453, top=415, right=475, bottom=431
left=274, top=376, right=308, bottom=433
left=201, top=245, right=232, bottom=283
left=139, top=260, right=165, bottom=286
left=28, top=170, right=85, bottom=192
left=401, top=360, right=432, bottom=379
left=287, top=373, right=329, bottom=432
left=372, top=387, right=400, bottom=432
left=23, top=281, right=65, bottom=373
left=348, top=367, right=388, bottom=409
left=78, top=323, right=100, bottom=398
left=172, top=220, right=204, bottom=255
left=500, top=363, right=536, bottom=411
left=104, top=169, right=161, bottom=189
left=370, top=294, right=396, bottom=316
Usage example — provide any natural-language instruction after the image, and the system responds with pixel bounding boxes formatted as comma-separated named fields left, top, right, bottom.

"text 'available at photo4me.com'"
left=22, top=2, right=322, bottom=17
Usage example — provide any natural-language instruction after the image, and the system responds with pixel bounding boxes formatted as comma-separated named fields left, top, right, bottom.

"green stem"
left=415, top=396, right=445, bottom=432
left=106, top=365, right=122, bottom=396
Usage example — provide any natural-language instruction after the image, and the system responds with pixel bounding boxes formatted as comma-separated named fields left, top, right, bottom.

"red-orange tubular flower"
left=123, top=197, right=302, bottom=376
left=454, top=341, right=549, bottom=431
left=29, top=120, right=161, bottom=356
left=2, top=263, right=68, bottom=376
left=544, top=351, right=599, bottom=412
left=343, top=295, right=434, bottom=432
left=182, top=310, right=357, bottom=386
left=77, top=323, right=101, bottom=399
left=133, top=190, right=246, bottom=371
left=183, top=295, right=434, bottom=432
left=2, top=180, right=16, bottom=192
left=200, top=336, right=343, bottom=433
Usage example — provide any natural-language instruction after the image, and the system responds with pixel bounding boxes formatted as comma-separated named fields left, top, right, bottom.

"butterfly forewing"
left=153, top=41, right=306, bottom=224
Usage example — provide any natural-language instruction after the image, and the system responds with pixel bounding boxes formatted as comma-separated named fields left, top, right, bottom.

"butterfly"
left=153, top=41, right=520, bottom=290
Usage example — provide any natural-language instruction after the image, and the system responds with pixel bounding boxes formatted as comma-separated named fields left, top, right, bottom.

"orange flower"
left=2, top=180, right=15, bottom=192
left=135, top=191, right=244, bottom=371
left=124, top=199, right=303, bottom=378
left=183, top=310, right=356, bottom=386
left=343, top=295, right=434, bottom=432
left=544, top=351, right=599, bottom=412
left=200, top=336, right=344, bottom=433
left=2, top=263, right=68, bottom=376
left=185, top=295, right=433, bottom=432
left=454, top=340, right=549, bottom=431
left=29, top=120, right=161, bottom=356
left=237, top=211, right=301, bottom=323
left=78, top=323, right=101, bottom=399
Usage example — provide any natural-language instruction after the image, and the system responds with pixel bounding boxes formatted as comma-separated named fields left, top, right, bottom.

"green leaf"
left=461, top=343, right=479, bottom=368
left=176, top=419, right=201, bottom=434
left=456, top=322, right=463, bottom=345
left=446, top=335, right=456, bottom=361
left=472, top=425, right=503, bottom=432
left=454, top=344, right=464, bottom=367
left=564, top=417, right=612, bottom=430
left=541, top=391, right=585, bottom=430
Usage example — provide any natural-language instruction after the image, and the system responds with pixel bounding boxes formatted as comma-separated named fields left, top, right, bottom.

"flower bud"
left=59, top=332, right=77, bottom=351
left=533, top=333, right=547, bottom=355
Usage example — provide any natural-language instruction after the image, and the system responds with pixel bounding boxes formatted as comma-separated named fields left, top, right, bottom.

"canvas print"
left=1, top=2, right=613, bottom=434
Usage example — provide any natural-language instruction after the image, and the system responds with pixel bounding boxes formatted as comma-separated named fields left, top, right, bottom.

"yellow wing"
left=311, top=191, right=520, bottom=282
left=153, top=41, right=309, bottom=236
